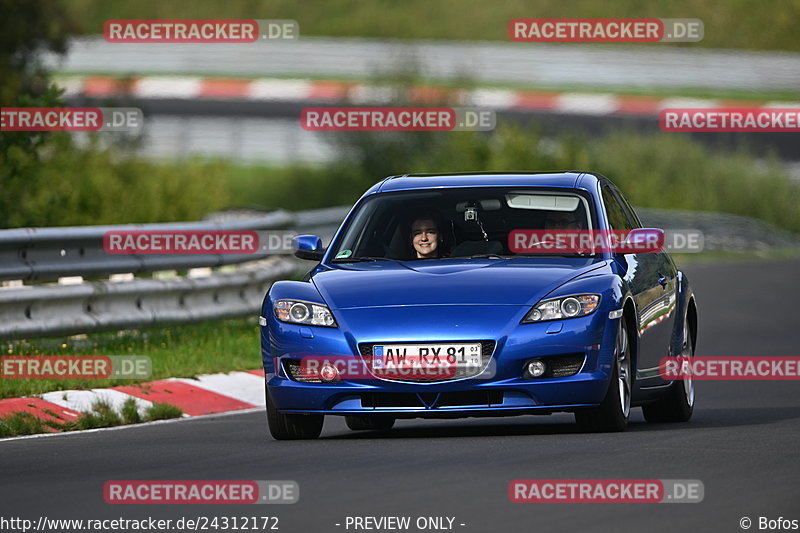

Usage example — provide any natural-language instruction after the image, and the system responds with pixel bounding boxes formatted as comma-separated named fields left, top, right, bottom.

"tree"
left=0, top=0, right=74, bottom=227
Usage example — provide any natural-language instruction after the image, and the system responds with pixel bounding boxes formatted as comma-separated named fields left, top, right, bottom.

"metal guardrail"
left=0, top=210, right=295, bottom=282
left=0, top=207, right=348, bottom=340
left=0, top=259, right=299, bottom=339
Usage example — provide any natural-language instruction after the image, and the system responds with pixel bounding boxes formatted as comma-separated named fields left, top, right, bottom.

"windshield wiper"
left=466, top=254, right=513, bottom=259
left=332, top=256, right=397, bottom=263
left=518, top=252, right=596, bottom=258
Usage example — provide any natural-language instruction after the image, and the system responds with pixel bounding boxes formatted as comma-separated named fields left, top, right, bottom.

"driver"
left=409, top=210, right=447, bottom=259
left=544, top=210, right=582, bottom=230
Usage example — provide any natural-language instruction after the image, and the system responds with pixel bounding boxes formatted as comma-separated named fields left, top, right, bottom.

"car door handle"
left=658, top=274, right=668, bottom=289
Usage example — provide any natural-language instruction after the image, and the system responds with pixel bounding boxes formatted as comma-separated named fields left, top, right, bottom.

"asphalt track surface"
left=53, top=37, right=800, bottom=91
left=1, top=259, right=799, bottom=533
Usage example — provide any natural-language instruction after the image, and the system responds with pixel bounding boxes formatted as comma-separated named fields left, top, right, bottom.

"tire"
left=575, top=318, right=631, bottom=432
left=266, top=386, right=324, bottom=440
left=642, top=317, right=695, bottom=423
left=345, top=416, right=395, bottom=431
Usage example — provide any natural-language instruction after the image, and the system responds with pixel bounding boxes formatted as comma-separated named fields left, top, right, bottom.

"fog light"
left=526, top=359, right=546, bottom=378
left=319, top=362, right=340, bottom=383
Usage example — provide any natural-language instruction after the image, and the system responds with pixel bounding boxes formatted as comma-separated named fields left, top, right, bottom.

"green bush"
left=0, top=0, right=233, bottom=229
left=228, top=125, right=799, bottom=234
left=2, top=134, right=233, bottom=228
left=64, top=0, right=800, bottom=51
left=588, top=132, right=800, bottom=232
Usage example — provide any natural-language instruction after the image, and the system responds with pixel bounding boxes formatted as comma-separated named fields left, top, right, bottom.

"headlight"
left=274, top=300, right=337, bottom=327
left=522, top=294, right=600, bottom=323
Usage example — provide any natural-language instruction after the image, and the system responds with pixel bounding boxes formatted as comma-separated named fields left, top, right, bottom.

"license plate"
left=372, top=343, right=481, bottom=374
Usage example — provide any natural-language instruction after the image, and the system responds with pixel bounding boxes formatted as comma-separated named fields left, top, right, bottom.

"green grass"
left=143, top=402, right=184, bottom=421
left=0, top=412, right=50, bottom=437
left=64, top=0, right=800, bottom=51
left=0, top=398, right=184, bottom=438
left=672, top=247, right=800, bottom=267
left=0, top=318, right=262, bottom=399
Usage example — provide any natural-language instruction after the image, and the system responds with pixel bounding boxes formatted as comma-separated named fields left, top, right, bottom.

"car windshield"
left=330, top=187, right=598, bottom=262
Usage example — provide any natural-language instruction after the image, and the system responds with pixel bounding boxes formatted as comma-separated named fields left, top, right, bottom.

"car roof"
left=374, top=171, right=595, bottom=193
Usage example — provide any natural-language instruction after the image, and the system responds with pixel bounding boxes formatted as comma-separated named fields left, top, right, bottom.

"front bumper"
left=262, top=304, right=620, bottom=417
left=267, top=376, right=606, bottom=417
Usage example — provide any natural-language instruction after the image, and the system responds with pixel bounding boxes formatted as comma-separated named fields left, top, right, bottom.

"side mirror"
left=619, top=228, right=664, bottom=254
left=292, top=234, right=325, bottom=261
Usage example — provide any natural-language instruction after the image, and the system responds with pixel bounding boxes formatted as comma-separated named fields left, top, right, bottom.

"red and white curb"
left=56, top=75, right=797, bottom=117
left=0, top=369, right=266, bottom=434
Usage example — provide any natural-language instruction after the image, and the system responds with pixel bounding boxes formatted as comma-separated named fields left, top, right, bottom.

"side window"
left=614, top=189, right=643, bottom=229
left=601, top=185, right=632, bottom=230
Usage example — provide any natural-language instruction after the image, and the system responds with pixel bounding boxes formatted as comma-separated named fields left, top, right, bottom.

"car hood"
left=312, top=258, right=608, bottom=309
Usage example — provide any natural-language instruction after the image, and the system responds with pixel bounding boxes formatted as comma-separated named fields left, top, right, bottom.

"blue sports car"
left=260, top=172, right=698, bottom=439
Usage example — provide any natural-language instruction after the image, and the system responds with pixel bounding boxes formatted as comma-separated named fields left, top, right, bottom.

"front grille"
left=282, top=360, right=321, bottom=382
left=362, top=391, right=504, bottom=409
left=437, top=390, right=503, bottom=407
left=362, top=393, right=421, bottom=408
left=543, top=354, right=586, bottom=378
left=358, top=340, right=496, bottom=382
